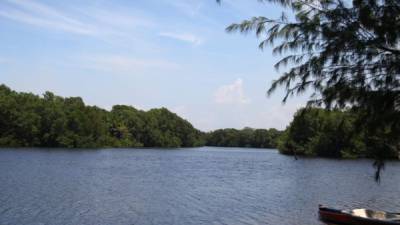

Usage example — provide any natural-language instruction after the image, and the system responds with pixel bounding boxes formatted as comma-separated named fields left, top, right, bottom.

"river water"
left=0, top=147, right=399, bottom=225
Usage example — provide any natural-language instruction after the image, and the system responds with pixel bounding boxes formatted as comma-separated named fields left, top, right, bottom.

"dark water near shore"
left=0, top=147, right=399, bottom=225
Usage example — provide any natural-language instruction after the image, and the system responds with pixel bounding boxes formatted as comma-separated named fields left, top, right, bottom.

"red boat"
left=319, top=205, right=400, bottom=225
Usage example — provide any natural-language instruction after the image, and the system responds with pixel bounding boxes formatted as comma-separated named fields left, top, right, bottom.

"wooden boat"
left=319, top=205, right=400, bottom=225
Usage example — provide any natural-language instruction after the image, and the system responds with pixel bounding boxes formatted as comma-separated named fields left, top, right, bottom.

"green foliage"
left=6, top=84, right=396, bottom=158
left=0, top=85, right=204, bottom=148
left=278, top=107, right=398, bottom=159
left=206, top=127, right=282, bottom=148
left=220, top=0, right=400, bottom=160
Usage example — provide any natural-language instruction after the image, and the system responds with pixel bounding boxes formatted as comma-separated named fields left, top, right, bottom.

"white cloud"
left=81, top=55, right=181, bottom=73
left=0, top=0, right=95, bottom=35
left=0, top=9, right=93, bottom=35
left=159, top=32, right=203, bottom=45
left=214, top=78, right=250, bottom=104
left=86, top=9, right=154, bottom=29
left=0, top=0, right=153, bottom=40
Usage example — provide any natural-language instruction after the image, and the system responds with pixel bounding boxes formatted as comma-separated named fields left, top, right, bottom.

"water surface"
left=0, top=147, right=399, bottom=225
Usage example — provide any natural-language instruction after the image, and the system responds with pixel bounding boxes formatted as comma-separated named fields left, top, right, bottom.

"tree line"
left=278, top=108, right=399, bottom=159
left=1, top=84, right=398, bottom=158
left=0, top=84, right=283, bottom=149
left=0, top=84, right=205, bottom=148
left=206, top=128, right=282, bottom=149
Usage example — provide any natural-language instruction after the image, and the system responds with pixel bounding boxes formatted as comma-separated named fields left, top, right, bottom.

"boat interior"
left=348, top=209, right=400, bottom=221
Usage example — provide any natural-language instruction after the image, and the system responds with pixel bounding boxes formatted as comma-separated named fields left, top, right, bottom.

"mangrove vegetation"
left=0, top=84, right=204, bottom=148
left=1, top=84, right=398, bottom=160
left=278, top=108, right=399, bottom=159
left=206, top=128, right=282, bottom=149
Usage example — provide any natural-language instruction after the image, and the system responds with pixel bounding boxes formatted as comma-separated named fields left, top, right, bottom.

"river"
left=0, top=147, right=399, bottom=225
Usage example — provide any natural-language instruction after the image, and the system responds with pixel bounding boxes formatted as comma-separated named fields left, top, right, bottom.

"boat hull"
left=319, top=206, right=400, bottom=225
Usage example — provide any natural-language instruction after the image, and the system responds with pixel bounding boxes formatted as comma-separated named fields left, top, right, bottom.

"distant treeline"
left=0, top=85, right=204, bottom=148
left=278, top=108, right=399, bottom=159
left=0, top=84, right=283, bottom=149
left=205, top=128, right=282, bottom=148
left=1, top=84, right=398, bottom=158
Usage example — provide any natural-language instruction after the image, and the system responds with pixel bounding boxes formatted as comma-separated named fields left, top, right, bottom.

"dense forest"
left=278, top=108, right=399, bottom=159
left=206, top=128, right=282, bottom=148
left=0, top=85, right=205, bottom=148
left=0, top=84, right=283, bottom=149
left=1, top=84, right=398, bottom=158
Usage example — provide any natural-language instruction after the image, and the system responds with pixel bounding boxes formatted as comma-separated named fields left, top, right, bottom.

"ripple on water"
left=0, top=147, right=399, bottom=225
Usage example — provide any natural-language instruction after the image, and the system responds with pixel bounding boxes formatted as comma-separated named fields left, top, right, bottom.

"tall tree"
left=218, top=0, right=400, bottom=176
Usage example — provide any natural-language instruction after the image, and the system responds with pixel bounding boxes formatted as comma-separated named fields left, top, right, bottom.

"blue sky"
left=0, top=0, right=307, bottom=131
